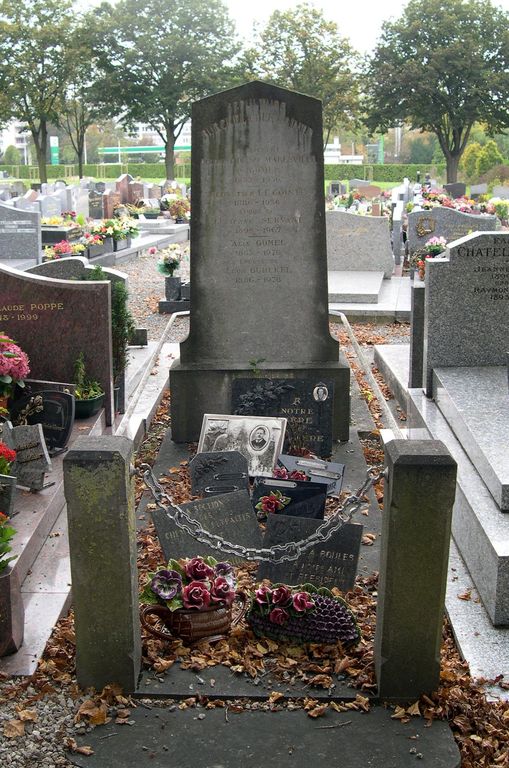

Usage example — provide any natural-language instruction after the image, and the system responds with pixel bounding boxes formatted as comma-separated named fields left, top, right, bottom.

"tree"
left=476, top=140, right=504, bottom=176
left=90, top=0, right=239, bottom=179
left=242, top=3, right=360, bottom=148
left=363, top=0, right=509, bottom=182
left=2, top=145, right=19, bottom=165
left=460, top=142, right=482, bottom=179
left=0, top=0, right=76, bottom=182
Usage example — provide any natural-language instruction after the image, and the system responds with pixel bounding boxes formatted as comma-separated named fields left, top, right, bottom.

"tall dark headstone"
left=170, top=81, right=350, bottom=442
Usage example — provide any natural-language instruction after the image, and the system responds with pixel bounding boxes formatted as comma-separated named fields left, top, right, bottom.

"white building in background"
left=324, top=137, right=363, bottom=165
left=0, top=121, right=30, bottom=163
left=128, top=121, right=192, bottom=149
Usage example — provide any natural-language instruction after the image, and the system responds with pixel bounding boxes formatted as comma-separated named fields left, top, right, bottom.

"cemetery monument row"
left=170, top=81, right=350, bottom=443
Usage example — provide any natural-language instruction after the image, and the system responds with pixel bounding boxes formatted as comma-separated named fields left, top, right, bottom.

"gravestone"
left=326, top=211, right=394, bottom=278
left=15, top=196, right=39, bottom=213
left=39, top=194, right=62, bottom=218
left=493, top=186, right=509, bottom=199
left=88, top=190, right=103, bottom=220
left=26, top=255, right=127, bottom=288
left=189, top=450, right=249, bottom=495
left=407, top=207, right=497, bottom=255
left=116, top=174, right=133, bottom=204
left=0, top=421, right=51, bottom=491
left=423, top=232, right=509, bottom=395
left=356, top=184, right=382, bottom=199
left=170, top=81, right=350, bottom=442
left=232, top=377, right=334, bottom=458
left=0, top=202, right=41, bottom=260
left=147, top=184, right=162, bottom=200
left=9, top=390, right=75, bottom=455
left=257, top=514, right=363, bottom=591
left=0, top=264, right=114, bottom=425
left=103, top=190, right=121, bottom=219
left=443, top=182, right=466, bottom=199
left=129, top=181, right=144, bottom=203
left=11, top=182, right=26, bottom=197
left=470, top=183, right=488, bottom=200
left=328, top=182, right=345, bottom=196
left=152, top=489, right=262, bottom=564
left=349, top=179, right=370, bottom=189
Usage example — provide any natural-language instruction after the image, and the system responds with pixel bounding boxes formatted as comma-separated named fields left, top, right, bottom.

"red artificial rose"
left=255, top=585, right=272, bottom=605
left=269, top=607, right=289, bottom=625
left=210, top=576, right=235, bottom=606
left=261, top=496, right=278, bottom=514
left=271, top=585, right=292, bottom=606
left=184, top=557, right=215, bottom=581
left=292, top=592, right=315, bottom=612
left=182, top=581, right=211, bottom=610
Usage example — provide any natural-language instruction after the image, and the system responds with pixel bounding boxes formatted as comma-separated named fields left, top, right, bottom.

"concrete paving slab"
left=68, top=706, right=460, bottom=768
left=328, top=271, right=384, bottom=303
left=330, top=275, right=412, bottom=322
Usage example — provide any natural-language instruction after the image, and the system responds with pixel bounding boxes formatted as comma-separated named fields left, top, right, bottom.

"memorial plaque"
left=88, top=190, right=103, bottom=220
left=189, top=450, right=249, bottom=495
left=232, top=377, right=334, bottom=458
left=257, top=514, right=363, bottom=591
left=0, top=202, right=41, bottom=261
left=252, top=477, right=326, bottom=519
left=277, top=454, right=345, bottom=496
left=152, top=489, right=262, bottom=564
left=9, top=390, right=75, bottom=455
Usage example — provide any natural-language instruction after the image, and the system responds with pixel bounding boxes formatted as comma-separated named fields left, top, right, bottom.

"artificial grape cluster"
left=248, top=593, right=360, bottom=646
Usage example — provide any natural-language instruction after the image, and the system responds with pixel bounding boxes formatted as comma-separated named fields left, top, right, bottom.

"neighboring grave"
left=0, top=264, right=114, bottom=425
left=170, top=81, right=350, bottom=442
left=116, top=174, right=134, bottom=204
left=152, top=489, right=262, bottom=564
left=129, top=181, right=144, bottom=203
left=326, top=211, right=394, bottom=278
left=493, top=185, right=509, bottom=199
left=0, top=202, right=41, bottom=260
left=443, top=182, right=466, bottom=199
left=423, top=232, right=509, bottom=395
left=470, top=183, right=488, bottom=200
left=257, top=514, right=363, bottom=591
left=407, top=207, right=497, bottom=255
left=88, top=190, right=103, bottom=220
left=103, top=190, right=121, bottom=219
left=189, top=450, right=250, bottom=495
left=26, top=255, right=127, bottom=288
left=232, top=377, right=333, bottom=458
left=39, top=194, right=62, bottom=218
left=349, top=179, right=370, bottom=189
left=357, top=184, right=382, bottom=200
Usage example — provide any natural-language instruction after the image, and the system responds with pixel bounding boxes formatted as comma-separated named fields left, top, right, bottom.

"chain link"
left=140, top=463, right=387, bottom=563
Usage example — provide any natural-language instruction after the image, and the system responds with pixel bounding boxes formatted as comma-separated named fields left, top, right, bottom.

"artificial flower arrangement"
left=0, top=442, right=16, bottom=476
left=82, top=232, right=105, bottom=247
left=154, top=244, right=182, bottom=277
left=273, top=466, right=310, bottom=482
left=415, top=236, right=448, bottom=279
left=255, top=489, right=291, bottom=521
left=92, top=218, right=139, bottom=242
left=168, top=198, right=191, bottom=221
left=43, top=240, right=85, bottom=260
left=0, top=333, right=30, bottom=399
left=246, top=582, right=360, bottom=646
left=141, top=556, right=236, bottom=612
left=0, top=512, right=16, bottom=573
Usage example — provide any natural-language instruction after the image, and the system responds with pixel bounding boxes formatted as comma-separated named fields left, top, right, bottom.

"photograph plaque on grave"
left=257, top=514, right=363, bottom=592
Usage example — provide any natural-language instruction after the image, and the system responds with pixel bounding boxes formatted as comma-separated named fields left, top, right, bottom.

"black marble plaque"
left=152, top=489, right=262, bottom=564
left=189, top=450, right=249, bottom=496
left=232, top=378, right=334, bottom=458
left=277, top=454, right=345, bottom=496
left=9, top=390, right=75, bottom=455
left=88, top=190, right=103, bottom=219
left=257, top=514, right=362, bottom=592
left=252, top=477, right=326, bottom=519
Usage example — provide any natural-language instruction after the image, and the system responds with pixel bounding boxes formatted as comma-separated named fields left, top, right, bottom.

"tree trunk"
left=164, top=133, right=176, bottom=180
left=445, top=152, right=460, bottom=184
left=76, top=130, right=85, bottom=179
left=32, top=121, right=48, bottom=183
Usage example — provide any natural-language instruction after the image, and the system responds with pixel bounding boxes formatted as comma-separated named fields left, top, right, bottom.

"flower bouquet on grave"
left=140, top=556, right=247, bottom=645
left=168, top=198, right=190, bottom=222
left=0, top=333, right=30, bottom=405
left=155, top=244, right=182, bottom=277
left=246, top=583, right=360, bottom=646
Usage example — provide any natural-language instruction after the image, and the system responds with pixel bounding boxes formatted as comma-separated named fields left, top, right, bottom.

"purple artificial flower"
left=215, top=561, right=236, bottom=589
left=151, top=569, right=182, bottom=601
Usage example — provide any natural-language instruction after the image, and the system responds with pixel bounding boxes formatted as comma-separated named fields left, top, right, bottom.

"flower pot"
left=113, top=235, right=132, bottom=252
left=74, top=393, right=105, bottom=419
left=87, top=243, right=105, bottom=259
left=140, top=594, right=247, bottom=646
left=0, top=474, right=16, bottom=517
left=102, top=236, right=114, bottom=253
left=165, top=276, right=181, bottom=301
left=0, top=566, right=24, bottom=657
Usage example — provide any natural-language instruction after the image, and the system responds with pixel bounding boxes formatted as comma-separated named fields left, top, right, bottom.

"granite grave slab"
left=0, top=264, right=114, bottom=425
left=443, top=183, right=466, bottom=199
left=152, top=489, right=263, bottom=564
left=170, top=81, right=350, bottom=443
left=423, top=232, right=509, bottom=394
left=325, top=211, right=394, bottom=278
left=407, top=206, right=497, bottom=255
left=232, top=377, right=333, bottom=458
left=0, top=202, right=41, bottom=260
left=0, top=420, right=51, bottom=491
left=257, top=514, right=363, bottom=591
left=88, top=191, right=103, bottom=220
left=189, top=450, right=249, bottom=495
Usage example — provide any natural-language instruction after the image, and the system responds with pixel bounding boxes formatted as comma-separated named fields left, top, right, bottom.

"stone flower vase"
left=165, top=276, right=181, bottom=301
left=0, top=566, right=24, bottom=657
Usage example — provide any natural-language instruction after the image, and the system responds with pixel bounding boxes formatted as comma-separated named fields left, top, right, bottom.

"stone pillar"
left=408, top=280, right=425, bottom=388
left=375, top=437, right=456, bottom=702
left=64, top=436, right=141, bottom=692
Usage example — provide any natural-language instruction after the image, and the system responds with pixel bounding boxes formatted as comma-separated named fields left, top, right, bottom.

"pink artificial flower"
left=210, top=576, right=235, bottom=606
left=271, top=585, right=292, bottom=606
left=184, top=557, right=215, bottom=582
left=292, top=592, right=315, bottom=612
left=268, top=607, right=289, bottom=625
left=255, top=585, right=272, bottom=605
left=182, top=581, right=211, bottom=610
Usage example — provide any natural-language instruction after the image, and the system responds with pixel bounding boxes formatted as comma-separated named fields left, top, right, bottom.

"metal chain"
left=140, top=463, right=387, bottom=563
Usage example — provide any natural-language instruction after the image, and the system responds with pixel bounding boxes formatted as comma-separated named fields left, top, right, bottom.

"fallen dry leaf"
left=16, top=708, right=38, bottom=722
left=66, top=738, right=94, bottom=756
left=3, top=719, right=25, bottom=738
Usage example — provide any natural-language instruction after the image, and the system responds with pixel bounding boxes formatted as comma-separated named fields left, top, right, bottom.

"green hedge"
left=324, top=163, right=446, bottom=182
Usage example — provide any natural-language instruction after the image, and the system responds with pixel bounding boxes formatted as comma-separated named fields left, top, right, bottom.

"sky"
left=224, top=0, right=509, bottom=55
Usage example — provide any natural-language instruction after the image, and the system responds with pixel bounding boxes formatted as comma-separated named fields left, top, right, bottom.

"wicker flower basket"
left=140, top=593, right=247, bottom=646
